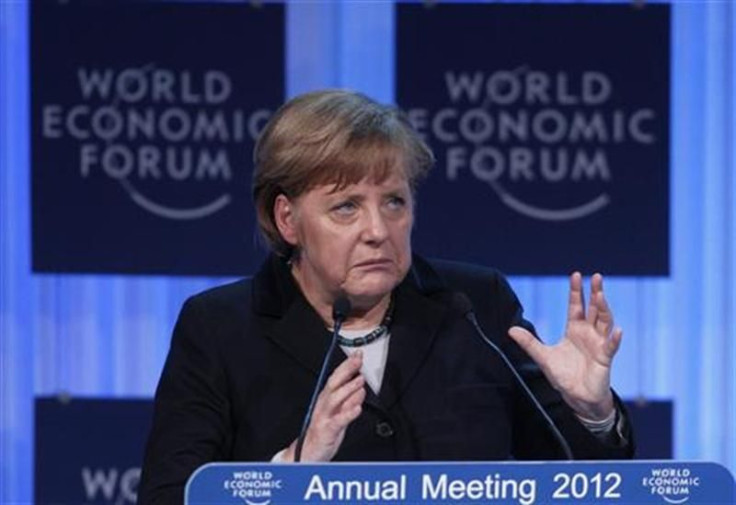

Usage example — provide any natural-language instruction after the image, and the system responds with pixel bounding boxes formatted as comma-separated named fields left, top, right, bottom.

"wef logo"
left=40, top=65, right=271, bottom=221
left=641, top=467, right=701, bottom=504
left=223, top=470, right=283, bottom=505
left=81, top=467, right=140, bottom=504
left=407, top=68, right=659, bottom=222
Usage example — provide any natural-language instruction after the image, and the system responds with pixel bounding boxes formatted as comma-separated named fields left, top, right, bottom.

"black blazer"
left=139, top=255, right=633, bottom=505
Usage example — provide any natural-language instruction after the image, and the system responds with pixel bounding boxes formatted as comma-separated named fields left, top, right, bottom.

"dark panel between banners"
left=35, top=398, right=155, bottom=505
left=397, top=3, right=670, bottom=276
left=31, top=0, right=284, bottom=276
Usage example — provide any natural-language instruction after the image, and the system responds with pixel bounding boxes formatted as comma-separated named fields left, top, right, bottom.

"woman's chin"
left=345, top=279, right=398, bottom=306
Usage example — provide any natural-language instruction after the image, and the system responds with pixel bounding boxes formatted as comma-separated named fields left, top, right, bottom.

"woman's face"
left=275, top=172, right=414, bottom=310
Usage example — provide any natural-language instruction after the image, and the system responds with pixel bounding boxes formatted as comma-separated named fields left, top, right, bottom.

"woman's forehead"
left=307, top=139, right=410, bottom=183
left=306, top=157, right=410, bottom=190
left=314, top=173, right=410, bottom=196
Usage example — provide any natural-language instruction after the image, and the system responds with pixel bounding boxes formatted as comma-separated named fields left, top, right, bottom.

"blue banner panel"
left=397, top=4, right=670, bottom=276
left=31, top=0, right=283, bottom=275
left=35, top=397, right=154, bottom=505
left=187, top=461, right=734, bottom=505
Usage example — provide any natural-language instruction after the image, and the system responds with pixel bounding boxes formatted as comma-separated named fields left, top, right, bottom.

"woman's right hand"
left=284, top=351, right=366, bottom=462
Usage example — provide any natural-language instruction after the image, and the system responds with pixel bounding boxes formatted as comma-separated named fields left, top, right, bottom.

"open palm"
left=508, top=272, right=622, bottom=420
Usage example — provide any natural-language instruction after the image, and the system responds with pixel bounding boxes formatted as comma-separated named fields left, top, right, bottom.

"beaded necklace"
left=336, top=296, right=395, bottom=348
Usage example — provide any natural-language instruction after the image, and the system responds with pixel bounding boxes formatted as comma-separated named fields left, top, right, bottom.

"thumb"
left=508, top=326, right=547, bottom=366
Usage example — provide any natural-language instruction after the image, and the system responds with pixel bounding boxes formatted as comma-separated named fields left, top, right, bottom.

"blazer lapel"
left=252, top=254, right=346, bottom=377
left=376, top=281, right=449, bottom=408
left=274, top=297, right=348, bottom=376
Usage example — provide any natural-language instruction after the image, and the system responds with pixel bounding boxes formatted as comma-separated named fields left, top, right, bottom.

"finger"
left=508, top=326, right=548, bottom=366
left=324, top=352, right=363, bottom=393
left=335, top=402, right=363, bottom=426
left=587, top=273, right=602, bottom=324
left=343, top=383, right=367, bottom=408
left=607, top=327, right=623, bottom=356
left=594, top=289, right=614, bottom=336
left=333, top=388, right=366, bottom=426
left=341, top=387, right=367, bottom=414
left=591, top=272, right=603, bottom=295
left=567, top=272, right=585, bottom=321
left=586, top=301, right=598, bottom=326
left=320, top=373, right=365, bottom=414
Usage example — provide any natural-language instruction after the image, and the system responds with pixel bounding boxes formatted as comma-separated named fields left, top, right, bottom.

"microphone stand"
left=294, top=297, right=351, bottom=462
left=455, top=293, right=574, bottom=460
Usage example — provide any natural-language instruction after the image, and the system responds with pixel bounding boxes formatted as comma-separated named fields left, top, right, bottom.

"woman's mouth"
left=355, top=259, right=392, bottom=269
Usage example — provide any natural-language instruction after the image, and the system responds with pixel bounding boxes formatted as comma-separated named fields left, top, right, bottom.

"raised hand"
left=507, top=272, right=622, bottom=420
left=284, top=352, right=366, bottom=462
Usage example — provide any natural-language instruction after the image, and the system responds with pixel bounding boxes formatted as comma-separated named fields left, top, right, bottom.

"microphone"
left=332, top=296, right=351, bottom=323
left=451, top=292, right=574, bottom=460
left=294, top=296, right=352, bottom=462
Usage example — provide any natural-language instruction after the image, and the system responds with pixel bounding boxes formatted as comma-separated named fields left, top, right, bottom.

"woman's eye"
left=332, top=201, right=357, bottom=215
left=386, top=196, right=406, bottom=210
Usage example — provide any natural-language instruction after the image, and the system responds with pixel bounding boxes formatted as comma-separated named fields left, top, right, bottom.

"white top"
left=338, top=327, right=390, bottom=394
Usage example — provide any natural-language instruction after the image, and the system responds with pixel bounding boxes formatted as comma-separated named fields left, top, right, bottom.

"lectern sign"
left=186, top=461, right=734, bottom=505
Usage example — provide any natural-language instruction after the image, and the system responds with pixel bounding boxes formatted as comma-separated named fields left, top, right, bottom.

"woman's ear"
left=273, top=194, right=299, bottom=246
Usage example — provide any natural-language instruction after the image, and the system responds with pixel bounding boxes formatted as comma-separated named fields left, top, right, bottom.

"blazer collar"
left=251, top=254, right=451, bottom=406
left=252, top=254, right=341, bottom=375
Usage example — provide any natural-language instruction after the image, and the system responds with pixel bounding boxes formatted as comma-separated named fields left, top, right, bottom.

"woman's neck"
left=340, top=295, right=391, bottom=330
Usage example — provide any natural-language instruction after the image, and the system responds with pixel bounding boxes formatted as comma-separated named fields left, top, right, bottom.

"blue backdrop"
left=1, top=1, right=734, bottom=503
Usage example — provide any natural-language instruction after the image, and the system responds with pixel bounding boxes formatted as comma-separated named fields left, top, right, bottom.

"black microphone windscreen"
left=332, top=296, right=352, bottom=322
left=451, top=292, right=474, bottom=316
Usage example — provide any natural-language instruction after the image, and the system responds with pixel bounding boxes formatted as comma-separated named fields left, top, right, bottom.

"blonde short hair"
left=253, top=89, right=434, bottom=256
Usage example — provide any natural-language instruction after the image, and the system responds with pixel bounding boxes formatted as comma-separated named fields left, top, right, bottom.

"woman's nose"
left=361, top=207, right=389, bottom=244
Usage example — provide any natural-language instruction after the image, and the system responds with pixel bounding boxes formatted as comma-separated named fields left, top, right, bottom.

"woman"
left=139, top=90, right=632, bottom=505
